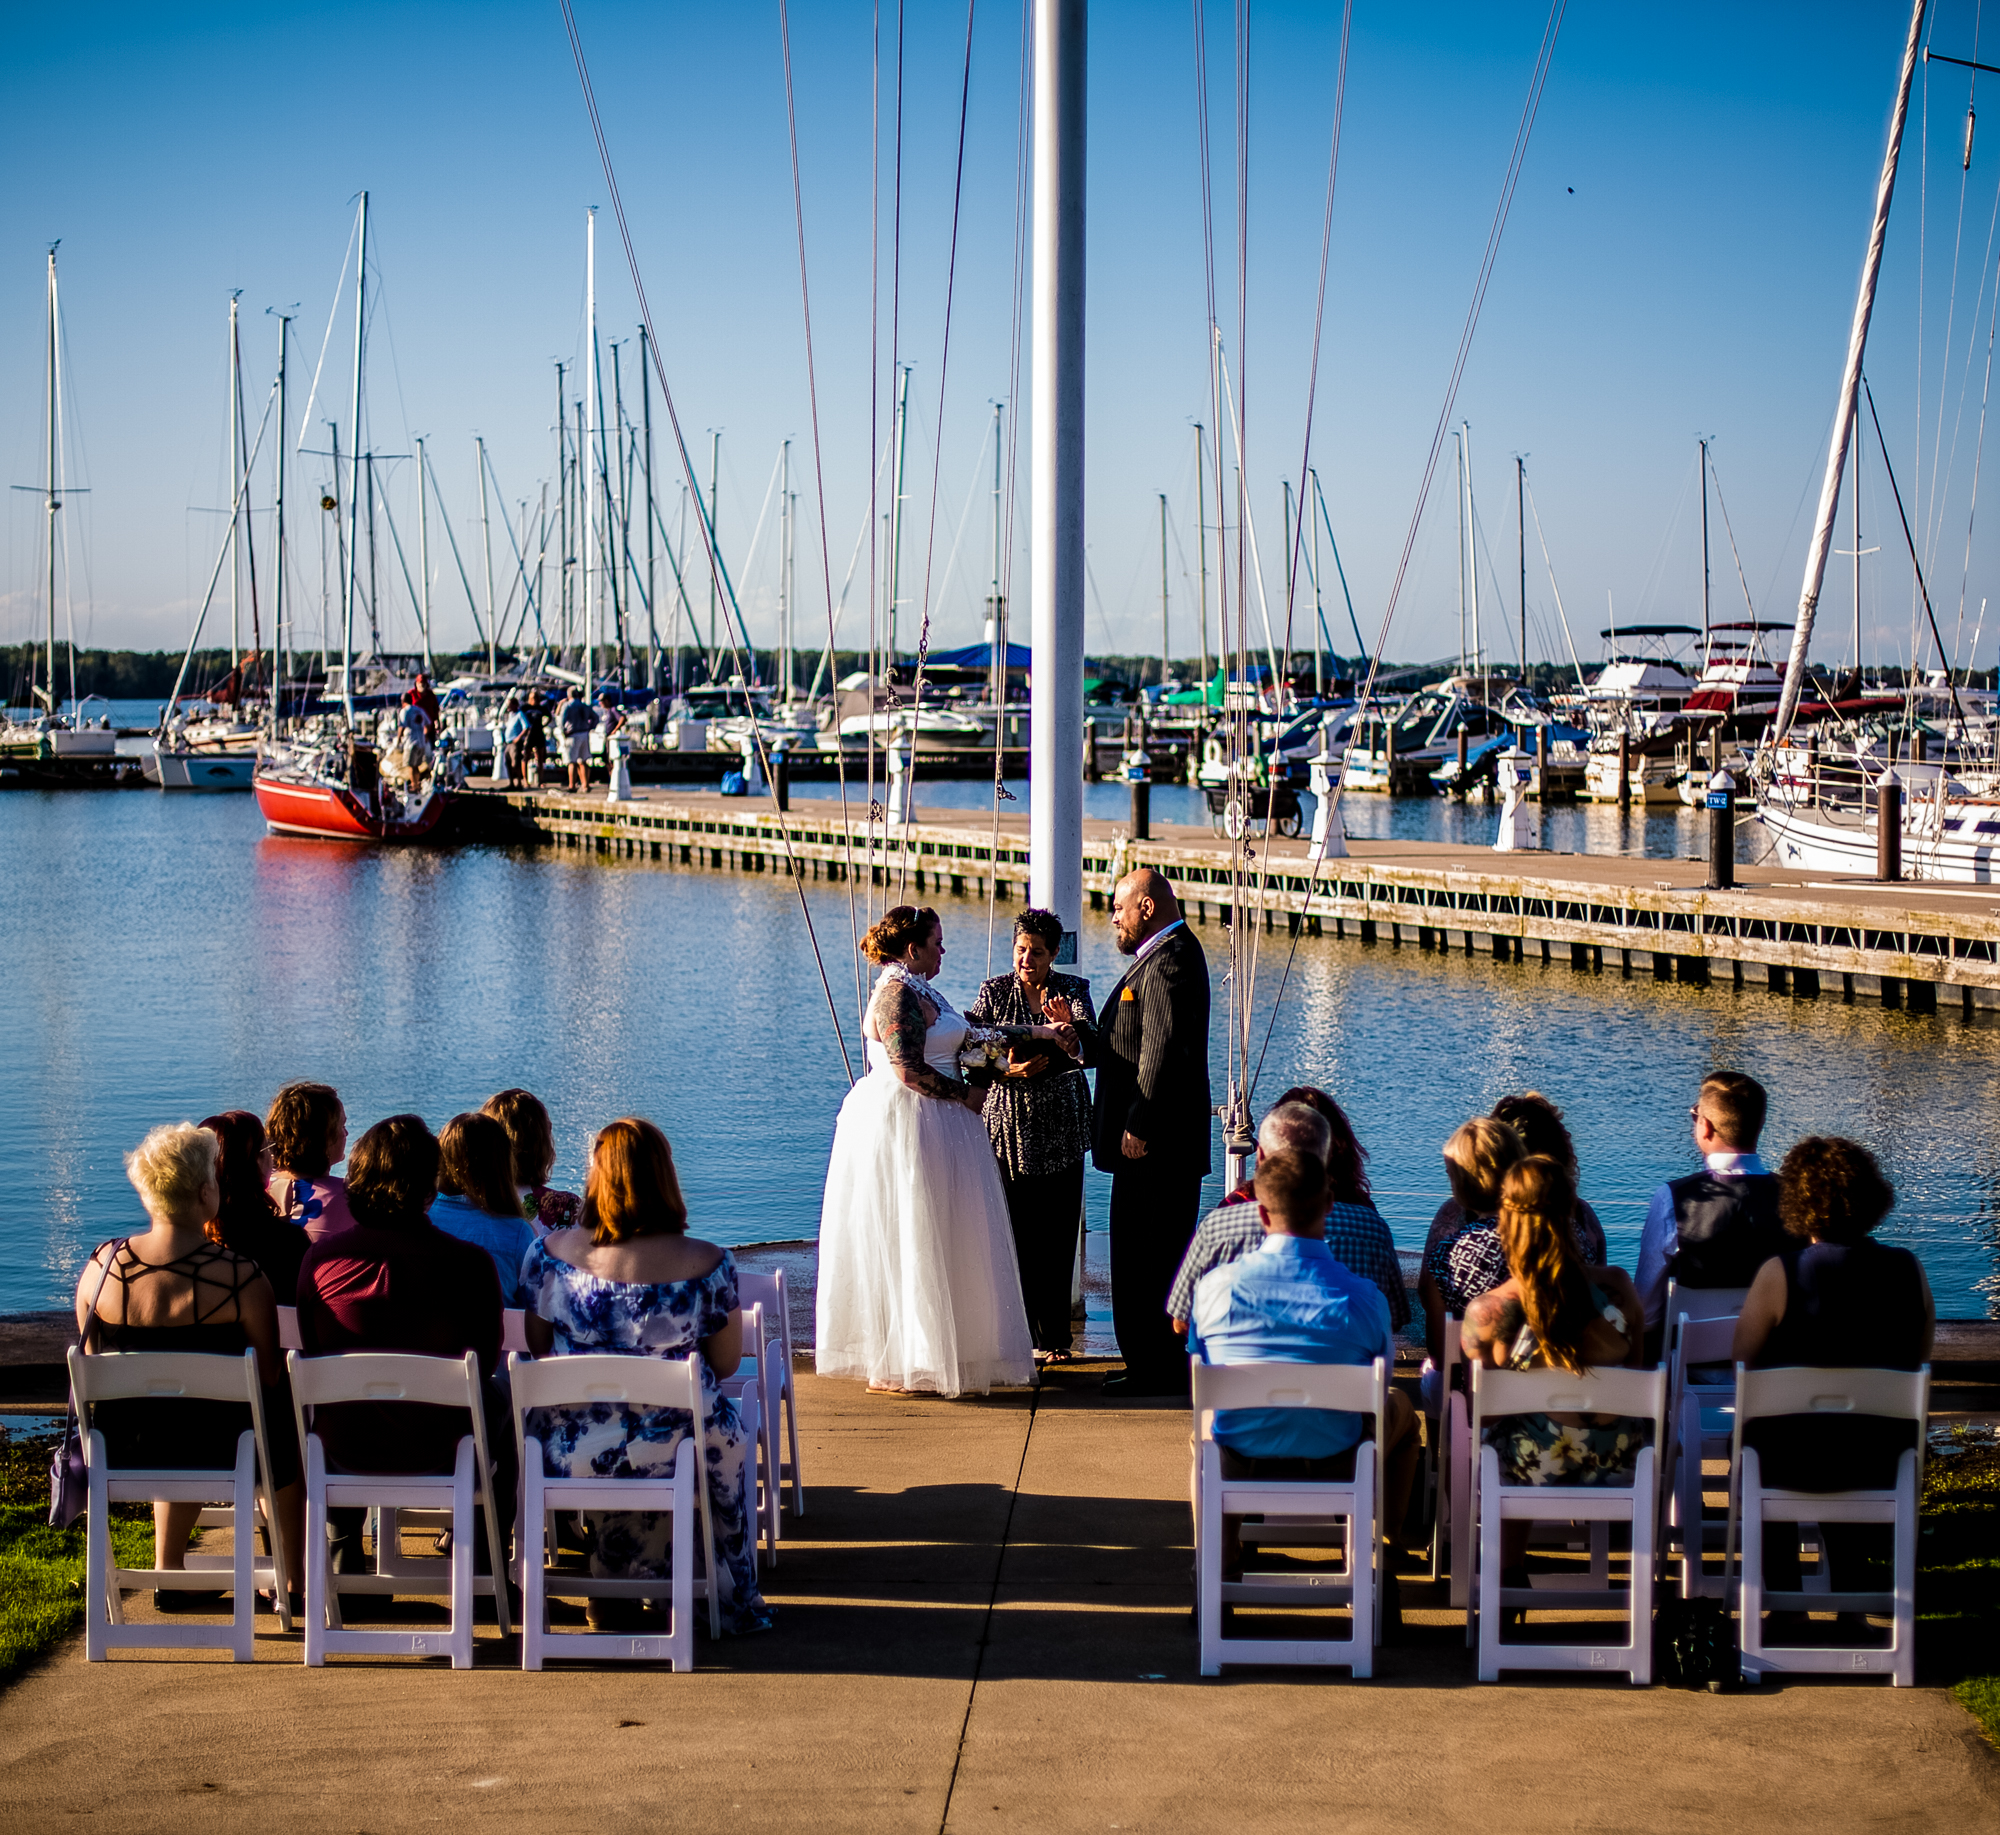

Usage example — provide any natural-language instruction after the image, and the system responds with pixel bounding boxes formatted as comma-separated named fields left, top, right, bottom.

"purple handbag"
left=48, top=1244, right=121, bottom=1529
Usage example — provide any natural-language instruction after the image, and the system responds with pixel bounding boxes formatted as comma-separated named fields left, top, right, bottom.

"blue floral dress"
left=519, top=1239, right=771, bottom=1634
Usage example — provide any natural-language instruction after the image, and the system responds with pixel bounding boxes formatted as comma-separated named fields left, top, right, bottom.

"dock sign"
left=1705, top=790, right=1731, bottom=810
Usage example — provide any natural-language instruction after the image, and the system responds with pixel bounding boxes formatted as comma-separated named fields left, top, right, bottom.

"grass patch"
left=1921, top=1423, right=2000, bottom=1745
left=0, top=1425, right=153, bottom=1683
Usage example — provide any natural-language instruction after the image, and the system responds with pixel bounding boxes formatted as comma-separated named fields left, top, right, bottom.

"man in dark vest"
left=1635, top=1070, right=1784, bottom=1359
left=1064, top=866, right=1212, bottom=1398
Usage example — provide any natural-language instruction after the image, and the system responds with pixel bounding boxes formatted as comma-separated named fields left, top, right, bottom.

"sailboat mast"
left=272, top=310, right=291, bottom=731
left=1463, top=421, right=1481, bottom=686
left=1311, top=465, right=1323, bottom=695
left=641, top=324, right=657, bottom=691
left=1517, top=454, right=1526, bottom=685
left=585, top=206, right=599, bottom=686
left=888, top=364, right=911, bottom=664
left=988, top=401, right=1005, bottom=710
left=341, top=193, right=366, bottom=729
left=477, top=437, right=497, bottom=677
left=1454, top=429, right=1466, bottom=678
left=1159, top=491, right=1171, bottom=691
left=229, top=292, right=243, bottom=679
left=1851, top=407, right=1863, bottom=672
left=1700, top=436, right=1712, bottom=649
left=779, top=437, right=792, bottom=702
left=554, top=362, right=568, bottom=655
left=1773, top=0, right=1927, bottom=743
left=707, top=430, right=721, bottom=677
left=415, top=436, right=433, bottom=674
left=1194, top=423, right=1209, bottom=690
left=43, top=246, right=59, bottom=716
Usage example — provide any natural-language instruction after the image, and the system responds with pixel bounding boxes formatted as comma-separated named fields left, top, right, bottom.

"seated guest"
left=1732, top=1137, right=1934, bottom=1600
left=1635, top=1070, right=1785, bottom=1352
left=1188, top=1149, right=1422, bottom=1582
left=432, top=1113, right=539, bottom=1305
left=1461, top=1157, right=1647, bottom=1575
left=76, top=1122, right=303, bottom=1600
left=265, top=1080, right=355, bottom=1241
left=1168, top=1089, right=1409, bottom=1334
left=1490, top=1092, right=1607, bottom=1264
left=521, top=1118, right=772, bottom=1635
left=481, top=1087, right=581, bottom=1234
left=201, top=1109, right=308, bottom=1305
left=295, top=1115, right=513, bottom=1569
left=1418, top=1116, right=1527, bottom=1376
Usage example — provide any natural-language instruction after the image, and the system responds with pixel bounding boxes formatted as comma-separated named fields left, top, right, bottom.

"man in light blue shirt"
left=1189, top=1150, right=1420, bottom=1545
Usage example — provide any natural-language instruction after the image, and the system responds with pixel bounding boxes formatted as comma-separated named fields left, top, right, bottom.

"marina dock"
left=489, top=786, right=2000, bottom=1014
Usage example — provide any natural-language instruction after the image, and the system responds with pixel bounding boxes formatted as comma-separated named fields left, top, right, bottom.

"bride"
left=817, top=905, right=1043, bottom=1396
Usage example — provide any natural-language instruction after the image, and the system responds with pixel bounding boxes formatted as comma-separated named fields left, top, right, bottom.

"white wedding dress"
left=816, top=967, right=1036, bottom=1396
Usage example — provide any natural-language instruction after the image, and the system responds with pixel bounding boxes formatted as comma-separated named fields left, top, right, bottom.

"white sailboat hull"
left=1757, top=801, right=2000, bottom=883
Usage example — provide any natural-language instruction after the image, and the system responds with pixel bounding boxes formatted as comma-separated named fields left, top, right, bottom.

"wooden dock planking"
left=488, top=786, right=2000, bottom=1011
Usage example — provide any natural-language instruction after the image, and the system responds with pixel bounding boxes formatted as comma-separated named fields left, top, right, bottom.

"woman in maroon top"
left=296, top=1116, right=513, bottom=1532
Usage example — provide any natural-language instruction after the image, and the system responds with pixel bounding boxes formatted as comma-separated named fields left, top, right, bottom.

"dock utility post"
left=772, top=744, right=791, bottom=813
left=1493, top=746, right=1534, bottom=851
left=885, top=734, right=914, bottom=826
left=1122, top=720, right=1151, bottom=842
left=1705, top=768, right=1735, bottom=890
left=1617, top=728, right=1632, bottom=806
left=1308, top=726, right=1348, bottom=860
left=1877, top=768, right=1902, bottom=882
left=1455, top=724, right=1470, bottom=796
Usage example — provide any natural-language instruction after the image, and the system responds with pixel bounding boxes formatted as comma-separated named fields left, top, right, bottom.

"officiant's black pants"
left=1001, top=1161, right=1085, bottom=1352
left=1108, top=1161, right=1205, bottom=1389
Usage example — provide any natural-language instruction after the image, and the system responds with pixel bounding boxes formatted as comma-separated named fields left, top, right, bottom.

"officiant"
left=1055, top=867, right=1212, bottom=1399
left=968, top=909, right=1098, bottom=1363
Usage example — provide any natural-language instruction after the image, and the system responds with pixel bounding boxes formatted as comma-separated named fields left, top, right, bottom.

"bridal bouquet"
left=959, top=1028, right=1012, bottom=1085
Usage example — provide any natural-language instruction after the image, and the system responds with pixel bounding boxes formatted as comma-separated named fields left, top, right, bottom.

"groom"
left=1070, top=867, right=1212, bottom=1398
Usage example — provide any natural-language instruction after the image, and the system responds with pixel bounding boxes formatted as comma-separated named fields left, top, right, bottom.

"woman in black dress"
left=967, top=909, right=1096, bottom=1362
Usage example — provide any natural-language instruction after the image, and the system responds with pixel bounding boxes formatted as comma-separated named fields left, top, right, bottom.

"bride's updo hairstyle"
left=862, top=904, right=940, bottom=963
left=585, top=1117, right=689, bottom=1243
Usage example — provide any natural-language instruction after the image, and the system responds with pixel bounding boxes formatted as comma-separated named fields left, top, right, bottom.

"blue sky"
left=0, top=1, right=1991, bottom=673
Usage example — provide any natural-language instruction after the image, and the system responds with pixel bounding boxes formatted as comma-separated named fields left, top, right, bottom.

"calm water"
left=2, top=771, right=1994, bottom=1319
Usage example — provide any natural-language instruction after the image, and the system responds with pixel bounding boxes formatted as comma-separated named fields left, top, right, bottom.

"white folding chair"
left=1435, top=1319, right=1476, bottom=1606
left=715, top=1302, right=772, bottom=1566
left=502, top=1309, right=531, bottom=1357
left=1662, top=1308, right=1745, bottom=1598
left=1467, top=1362, right=1666, bottom=1685
left=66, top=1345, right=293, bottom=1661
left=276, top=1306, right=303, bottom=1353
left=509, top=1351, right=718, bottom=1669
left=1726, top=1363, right=1928, bottom=1688
left=1192, top=1358, right=1386, bottom=1678
left=736, top=1268, right=805, bottom=1517
left=287, top=1349, right=511, bottom=1668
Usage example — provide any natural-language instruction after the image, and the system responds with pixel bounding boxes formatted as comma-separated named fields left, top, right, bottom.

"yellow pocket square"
left=1120, top=987, right=1136, bottom=1002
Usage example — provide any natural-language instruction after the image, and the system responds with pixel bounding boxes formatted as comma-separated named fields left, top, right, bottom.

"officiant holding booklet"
left=967, top=908, right=1098, bottom=1364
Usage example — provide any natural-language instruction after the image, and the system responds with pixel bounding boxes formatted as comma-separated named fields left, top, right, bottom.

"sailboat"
left=153, top=295, right=268, bottom=791
left=253, top=195, right=456, bottom=842
left=0, top=246, right=120, bottom=782
left=1752, top=2, right=2000, bottom=880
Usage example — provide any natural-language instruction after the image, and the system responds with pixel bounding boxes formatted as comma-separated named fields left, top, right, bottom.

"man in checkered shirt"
left=1168, top=1097, right=1411, bottom=1337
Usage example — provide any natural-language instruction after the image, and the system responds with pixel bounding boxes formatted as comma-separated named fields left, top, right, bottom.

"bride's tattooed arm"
left=872, top=980, right=971, bottom=1101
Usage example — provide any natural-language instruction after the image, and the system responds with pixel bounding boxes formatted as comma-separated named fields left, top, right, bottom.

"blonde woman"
left=1416, top=1115, right=1526, bottom=1383
left=1461, top=1156, right=1647, bottom=1578
left=75, top=1123, right=302, bottom=1603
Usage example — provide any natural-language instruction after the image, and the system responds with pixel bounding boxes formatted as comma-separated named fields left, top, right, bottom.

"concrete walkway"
left=0, top=1364, right=1993, bottom=1834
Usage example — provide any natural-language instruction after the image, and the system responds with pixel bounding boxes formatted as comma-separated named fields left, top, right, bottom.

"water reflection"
left=0, top=787, right=1992, bottom=1318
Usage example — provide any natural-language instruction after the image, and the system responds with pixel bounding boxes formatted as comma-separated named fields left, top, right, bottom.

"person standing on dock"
left=1634, top=1070, right=1784, bottom=1359
left=558, top=686, right=593, bottom=792
left=1055, top=867, right=1212, bottom=1399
